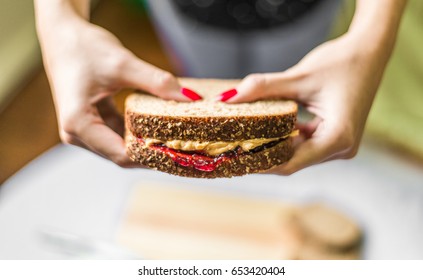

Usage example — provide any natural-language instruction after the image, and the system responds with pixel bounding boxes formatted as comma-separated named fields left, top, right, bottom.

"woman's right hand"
left=35, top=7, right=201, bottom=167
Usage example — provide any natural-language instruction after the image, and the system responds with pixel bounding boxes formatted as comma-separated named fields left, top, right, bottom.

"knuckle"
left=276, top=164, right=296, bottom=176
left=344, top=148, right=358, bottom=159
left=333, top=125, right=356, bottom=152
left=59, top=130, right=77, bottom=145
left=112, top=155, right=131, bottom=168
left=281, top=169, right=296, bottom=176
left=107, top=51, right=131, bottom=76
left=245, top=73, right=266, bottom=91
left=343, top=143, right=359, bottom=159
left=292, top=63, right=312, bottom=78
left=60, top=110, right=86, bottom=139
left=335, top=130, right=358, bottom=159
left=61, top=118, right=77, bottom=137
left=341, top=132, right=355, bottom=151
left=155, top=71, right=175, bottom=93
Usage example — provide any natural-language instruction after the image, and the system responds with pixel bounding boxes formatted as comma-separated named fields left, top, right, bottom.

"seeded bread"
left=126, top=133, right=293, bottom=178
left=126, top=78, right=297, bottom=141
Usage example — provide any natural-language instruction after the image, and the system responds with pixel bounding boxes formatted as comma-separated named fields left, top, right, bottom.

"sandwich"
left=125, top=78, right=298, bottom=178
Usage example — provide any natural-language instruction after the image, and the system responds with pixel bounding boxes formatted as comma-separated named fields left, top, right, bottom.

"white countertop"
left=0, top=140, right=422, bottom=259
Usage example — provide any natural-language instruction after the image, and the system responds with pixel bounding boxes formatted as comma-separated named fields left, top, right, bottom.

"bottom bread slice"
left=126, top=134, right=294, bottom=178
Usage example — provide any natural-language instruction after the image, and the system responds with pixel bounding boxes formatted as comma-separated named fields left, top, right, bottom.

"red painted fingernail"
left=219, top=89, right=237, bottom=102
left=181, top=87, right=202, bottom=101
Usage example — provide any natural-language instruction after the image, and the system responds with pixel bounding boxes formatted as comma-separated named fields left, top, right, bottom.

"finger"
left=72, top=108, right=138, bottom=167
left=296, top=117, right=321, bottom=139
left=60, top=127, right=132, bottom=166
left=225, top=70, right=303, bottom=103
left=66, top=128, right=142, bottom=168
left=268, top=121, right=342, bottom=175
left=60, top=130, right=92, bottom=151
left=61, top=130, right=124, bottom=164
left=268, top=139, right=336, bottom=175
left=81, top=123, right=140, bottom=168
left=262, top=118, right=318, bottom=175
left=120, top=54, right=198, bottom=102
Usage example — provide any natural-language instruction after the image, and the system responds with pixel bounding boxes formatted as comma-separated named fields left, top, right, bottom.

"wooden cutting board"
left=117, top=181, right=361, bottom=259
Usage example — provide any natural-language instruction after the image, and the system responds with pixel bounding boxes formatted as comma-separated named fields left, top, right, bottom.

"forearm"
left=348, top=0, right=408, bottom=58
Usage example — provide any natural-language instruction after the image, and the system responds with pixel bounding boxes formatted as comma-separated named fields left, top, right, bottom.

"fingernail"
left=219, top=89, right=237, bottom=102
left=181, top=87, right=202, bottom=101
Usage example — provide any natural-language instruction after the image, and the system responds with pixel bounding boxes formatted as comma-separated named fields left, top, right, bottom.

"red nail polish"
left=219, top=89, right=237, bottom=102
left=181, top=87, right=202, bottom=101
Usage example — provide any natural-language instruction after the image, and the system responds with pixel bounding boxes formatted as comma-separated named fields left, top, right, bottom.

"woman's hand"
left=222, top=35, right=385, bottom=174
left=35, top=2, right=200, bottom=167
left=220, top=0, right=407, bottom=175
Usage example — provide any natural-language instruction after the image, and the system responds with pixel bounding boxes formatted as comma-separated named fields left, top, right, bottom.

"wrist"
left=345, top=0, right=407, bottom=62
left=342, top=31, right=391, bottom=63
left=35, top=0, right=90, bottom=41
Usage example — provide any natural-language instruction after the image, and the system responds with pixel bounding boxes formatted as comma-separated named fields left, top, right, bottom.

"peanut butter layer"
left=143, top=130, right=298, bottom=156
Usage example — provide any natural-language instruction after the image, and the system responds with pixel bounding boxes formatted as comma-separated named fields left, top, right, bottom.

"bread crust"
left=126, top=134, right=293, bottom=178
left=126, top=112, right=297, bottom=141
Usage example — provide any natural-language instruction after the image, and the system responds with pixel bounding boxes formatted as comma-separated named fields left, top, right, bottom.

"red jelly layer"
left=153, top=145, right=232, bottom=172
left=137, top=138, right=234, bottom=172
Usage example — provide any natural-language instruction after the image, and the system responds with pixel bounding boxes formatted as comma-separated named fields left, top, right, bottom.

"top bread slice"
left=126, top=78, right=297, bottom=141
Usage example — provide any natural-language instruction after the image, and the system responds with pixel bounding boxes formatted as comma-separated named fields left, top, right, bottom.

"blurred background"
left=0, top=0, right=422, bottom=259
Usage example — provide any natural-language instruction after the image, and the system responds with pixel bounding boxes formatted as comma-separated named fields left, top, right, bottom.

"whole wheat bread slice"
left=126, top=78, right=297, bottom=141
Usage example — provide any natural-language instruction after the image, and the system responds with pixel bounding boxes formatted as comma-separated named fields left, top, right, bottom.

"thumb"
left=120, top=53, right=200, bottom=102
left=223, top=70, right=301, bottom=103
